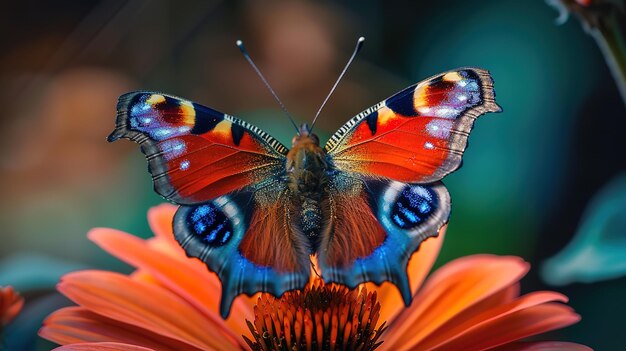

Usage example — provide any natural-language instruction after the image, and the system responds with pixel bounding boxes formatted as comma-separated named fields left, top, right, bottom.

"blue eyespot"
left=188, top=204, right=232, bottom=247
left=391, top=185, right=437, bottom=229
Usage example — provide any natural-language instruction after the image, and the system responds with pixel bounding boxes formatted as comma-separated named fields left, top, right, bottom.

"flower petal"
left=147, top=204, right=259, bottom=315
left=383, top=255, right=529, bottom=348
left=414, top=291, right=572, bottom=350
left=447, top=282, right=520, bottom=323
left=407, top=225, right=448, bottom=294
left=88, top=228, right=252, bottom=343
left=365, top=226, right=446, bottom=323
left=53, top=342, right=157, bottom=351
left=147, top=204, right=180, bottom=251
left=491, top=341, right=593, bottom=351
left=429, top=303, right=581, bottom=351
left=1, top=285, right=24, bottom=326
left=56, top=270, right=239, bottom=351
left=40, top=307, right=202, bottom=351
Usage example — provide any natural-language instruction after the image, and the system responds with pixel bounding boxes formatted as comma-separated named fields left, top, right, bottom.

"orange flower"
left=40, top=204, right=590, bottom=351
left=1, top=285, right=24, bottom=328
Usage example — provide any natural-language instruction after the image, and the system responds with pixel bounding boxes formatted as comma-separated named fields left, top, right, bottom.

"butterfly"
left=109, top=43, right=501, bottom=318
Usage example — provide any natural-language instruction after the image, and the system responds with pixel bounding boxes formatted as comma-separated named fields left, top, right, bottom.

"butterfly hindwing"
left=318, top=175, right=450, bottom=304
left=108, top=92, right=288, bottom=204
left=174, top=186, right=310, bottom=318
left=325, top=68, right=501, bottom=183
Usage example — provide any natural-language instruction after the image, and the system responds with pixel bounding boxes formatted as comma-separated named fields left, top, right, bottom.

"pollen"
left=243, top=279, right=387, bottom=351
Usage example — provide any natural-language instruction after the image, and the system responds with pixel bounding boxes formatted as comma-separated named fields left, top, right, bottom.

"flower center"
left=244, top=280, right=387, bottom=351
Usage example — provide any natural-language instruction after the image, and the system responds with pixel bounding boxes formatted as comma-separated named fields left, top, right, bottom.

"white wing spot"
left=180, top=160, right=190, bottom=170
left=426, top=119, right=453, bottom=138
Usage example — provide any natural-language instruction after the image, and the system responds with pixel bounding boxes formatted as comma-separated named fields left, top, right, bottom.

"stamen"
left=243, top=278, right=387, bottom=351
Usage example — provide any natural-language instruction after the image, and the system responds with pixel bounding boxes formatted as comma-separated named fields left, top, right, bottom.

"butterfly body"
left=286, top=126, right=329, bottom=247
left=109, top=68, right=501, bottom=318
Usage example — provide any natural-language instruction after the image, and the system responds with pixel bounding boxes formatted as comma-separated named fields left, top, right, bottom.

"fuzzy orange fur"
left=321, top=190, right=386, bottom=267
left=238, top=192, right=309, bottom=273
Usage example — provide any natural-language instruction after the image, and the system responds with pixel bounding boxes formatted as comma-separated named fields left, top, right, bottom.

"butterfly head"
left=292, top=123, right=320, bottom=147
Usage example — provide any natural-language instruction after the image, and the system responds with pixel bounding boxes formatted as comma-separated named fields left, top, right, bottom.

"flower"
left=244, top=278, right=386, bottom=351
left=245, top=258, right=590, bottom=351
left=40, top=204, right=590, bottom=351
left=1, top=285, right=24, bottom=328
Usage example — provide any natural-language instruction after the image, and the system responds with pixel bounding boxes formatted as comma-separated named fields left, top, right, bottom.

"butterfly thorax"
left=287, top=131, right=329, bottom=248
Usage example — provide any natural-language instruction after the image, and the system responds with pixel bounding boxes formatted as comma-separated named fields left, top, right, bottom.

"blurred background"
left=1, top=0, right=625, bottom=349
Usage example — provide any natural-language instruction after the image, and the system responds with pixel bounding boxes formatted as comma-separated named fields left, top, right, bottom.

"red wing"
left=238, top=189, right=310, bottom=273
left=108, top=92, right=288, bottom=204
left=325, top=68, right=501, bottom=183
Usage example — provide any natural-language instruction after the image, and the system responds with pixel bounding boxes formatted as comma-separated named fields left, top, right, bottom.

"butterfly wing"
left=318, top=68, right=500, bottom=303
left=174, top=185, right=311, bottom=318
left=325, top=68, right=501, bottom=183
left=318, top=174, right=450, bottom=305
left=110, top=92, right=310, bottom=317
left=108, top=92, right=288, bottom=204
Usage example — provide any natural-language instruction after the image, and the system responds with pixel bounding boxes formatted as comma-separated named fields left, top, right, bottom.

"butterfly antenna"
left=236, top=40, right=300, bottom=134
left=310, top=36, right=365, bottom=132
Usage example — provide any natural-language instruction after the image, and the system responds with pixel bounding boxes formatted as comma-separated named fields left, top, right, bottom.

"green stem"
left=592, top=12, right=626, bottom=107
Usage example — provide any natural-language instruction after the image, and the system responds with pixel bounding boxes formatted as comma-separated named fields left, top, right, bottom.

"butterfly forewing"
left=108, top=92, right=288, bottom=204
left=325, top=68, right=502, bottom=183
